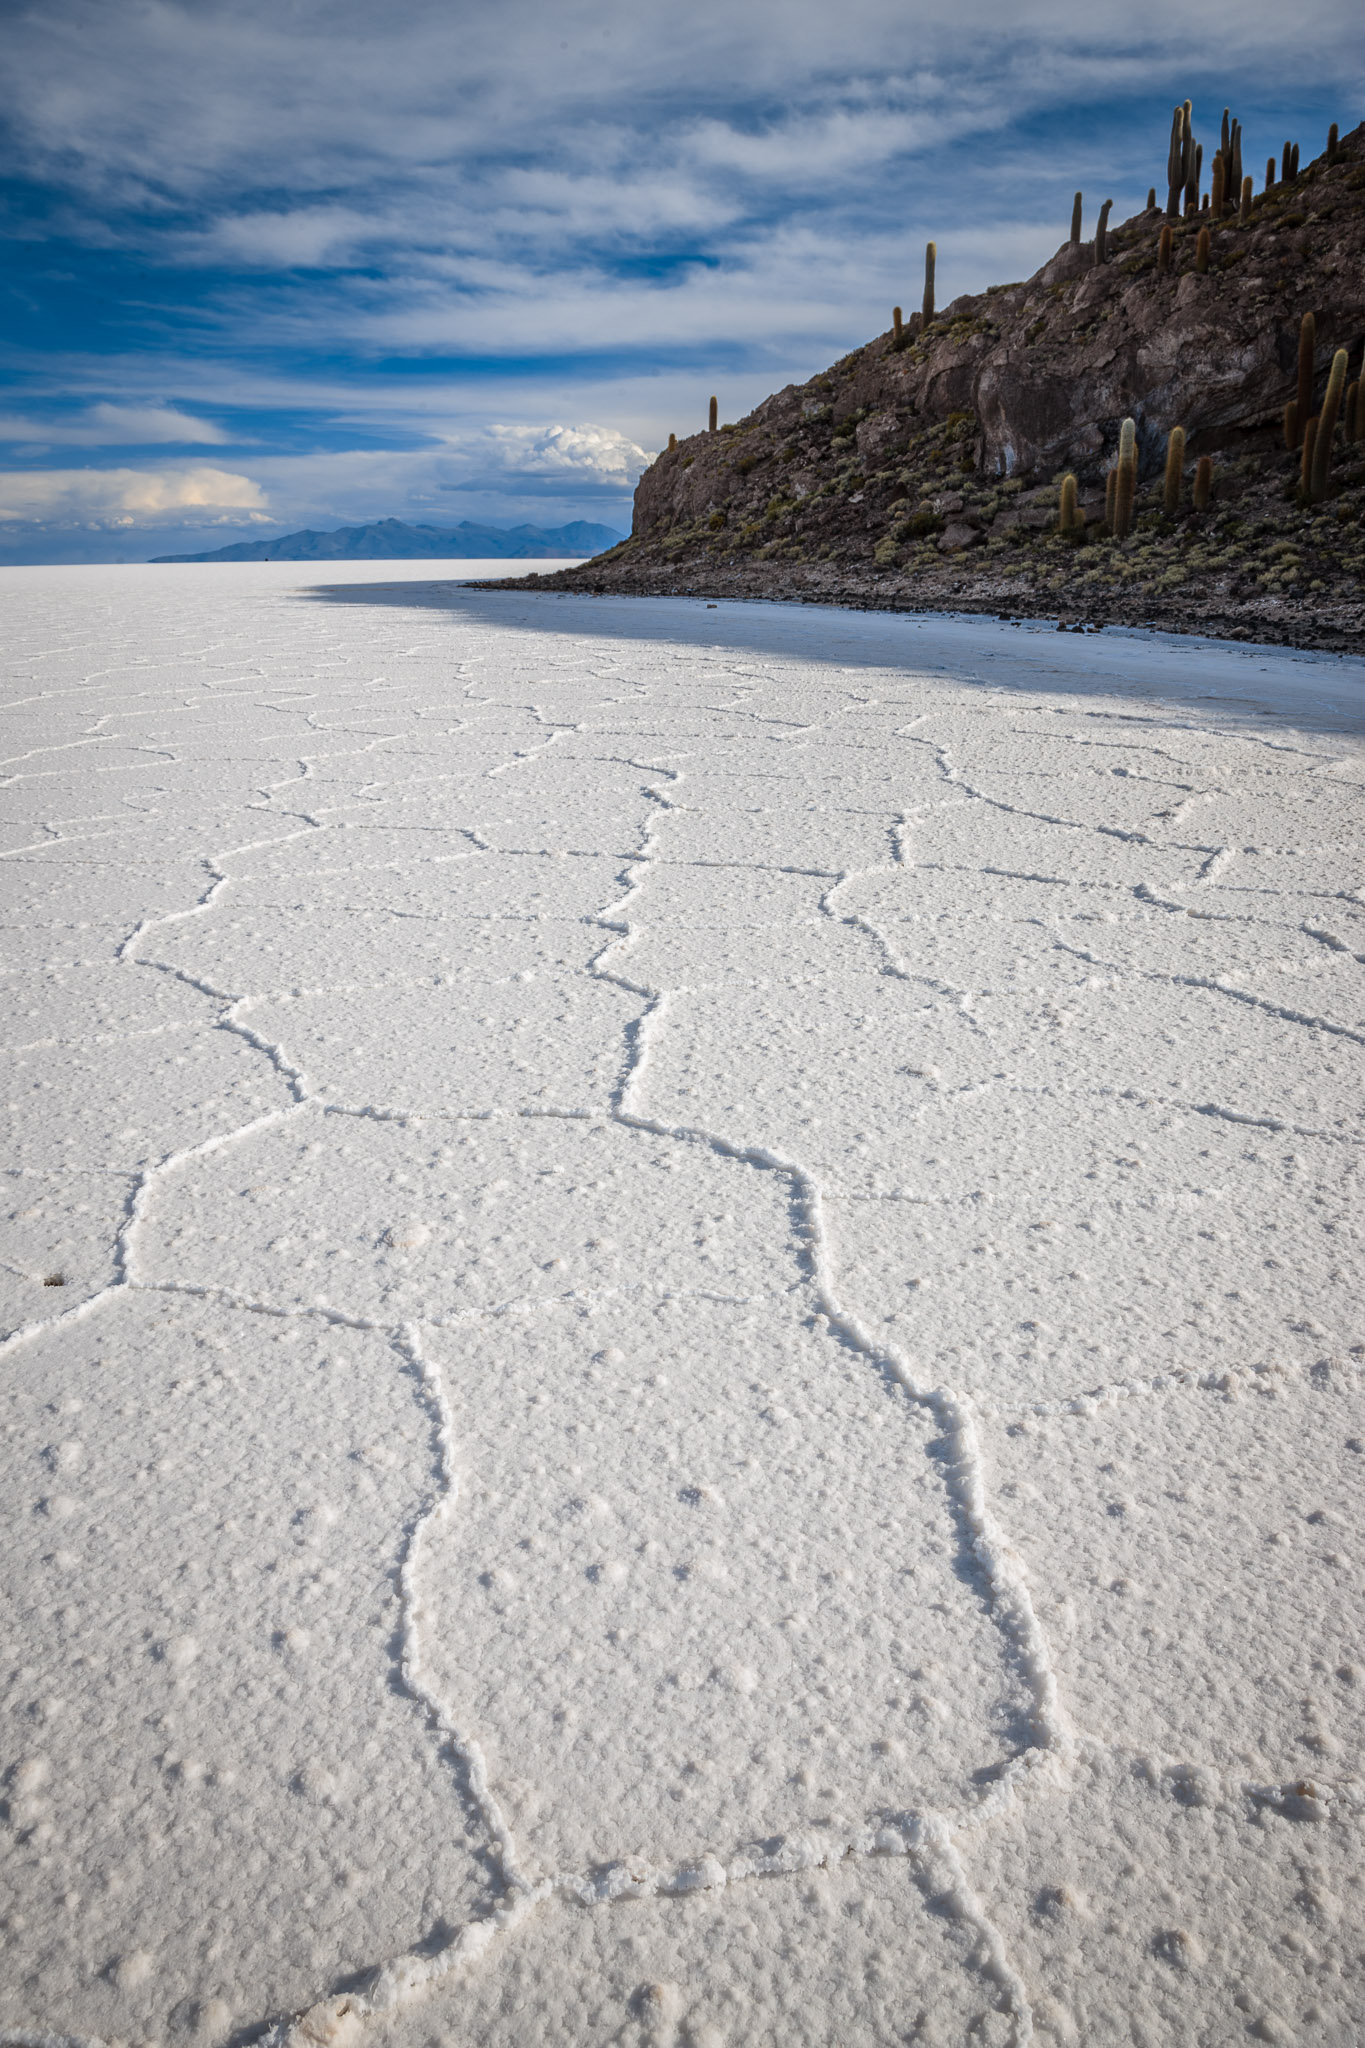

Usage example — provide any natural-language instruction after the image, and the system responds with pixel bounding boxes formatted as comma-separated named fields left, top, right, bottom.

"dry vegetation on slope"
left=506, top=116, right=1365, bottom=649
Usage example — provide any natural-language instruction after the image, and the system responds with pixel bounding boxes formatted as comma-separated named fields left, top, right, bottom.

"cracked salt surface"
left=1, top=563, right=1364, bottom=2048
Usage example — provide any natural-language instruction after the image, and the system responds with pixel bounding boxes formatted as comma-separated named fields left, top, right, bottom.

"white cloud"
left=479, top=422, right=653, bottom=488
left=0, top=404, right=228, bottom=447
left=0, top=466, right=268, bottom=527
left=201, top=207, right=382, bottom=270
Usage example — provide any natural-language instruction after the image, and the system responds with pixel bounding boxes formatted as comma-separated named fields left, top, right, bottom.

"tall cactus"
left=1058, top=474, right=1081, bottom=534
left=892, top=306, right=903, bottom=345
left=1290, top=142, right=1299, bottom=177
left=1265, top=155, right=1276, bottom=191
left=1210, top=152, right=1227, bottom=218
left=1239, top=175, right=1253, bottom=224
left=1157, top=222, right=1173, bottom=273
left=1070, top=192, right=1083, bottom=245
left=1230, top=118, right=1243, bottom=199
left=922, top=241, right=936, bottom=327
left=1327, top=122, right=1340, bottom=163
left=1281, top=140, right=1293, bottom=182
left=1147, top=187, right=1157, bottom=210
left=1295, top=313, right=1316, bottom=446
left=1309, top=348, right=1349, bottom=501
left=1094, top=199, right=1113, bottom=266
left=1166, top=105, right=1185, bottom=217
left=668, top=432, right=678, bottom=452
left=708, top=395, right=718, bottom=434
left=1299, top=416, right=1318, bottom=499
left=1113, top=417, right=1138, bottom=538
left=1193, top=455, right=1213, bottom=511
left=1163, top=426, right=1186, bottom=514
left=1195, top=226, right=1210, bottom=273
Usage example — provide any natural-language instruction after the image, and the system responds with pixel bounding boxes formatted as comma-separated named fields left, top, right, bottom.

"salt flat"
left=3, top=562, right=1364, bottom=2048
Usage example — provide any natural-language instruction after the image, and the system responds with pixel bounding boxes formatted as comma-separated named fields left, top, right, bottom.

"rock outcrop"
left=497, top=120, right=1365, bottom=650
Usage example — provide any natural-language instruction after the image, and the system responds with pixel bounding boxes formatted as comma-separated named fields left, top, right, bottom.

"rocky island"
left=502, top=114, right=1365, bottom=650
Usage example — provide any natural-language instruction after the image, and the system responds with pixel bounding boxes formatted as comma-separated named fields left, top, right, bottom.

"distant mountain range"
left=150, top=517, right=624, bottom=564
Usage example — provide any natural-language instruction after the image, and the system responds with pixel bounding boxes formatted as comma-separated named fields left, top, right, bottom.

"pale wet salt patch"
left=828, top=1097, right=1364, bottom=1404
left=140, top=1113, right=802, bottom=1324
left=0, top=1290, right=487, bottom=2044
left=367, top=1856, right=1003, bottom=2048
left=964, top=1747, right=1365, bottom=2046
left=2, top=566, right=1364, bottom=2042
left=983, top=1370, right=1365, bottom=1775
left=420, top=1298, right=1027, bottom=1878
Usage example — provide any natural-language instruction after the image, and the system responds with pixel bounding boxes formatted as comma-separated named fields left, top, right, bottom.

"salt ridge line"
left=114, top=697, right=1047, bottom=2045
left=241, top=724, right=1045, bottom=2048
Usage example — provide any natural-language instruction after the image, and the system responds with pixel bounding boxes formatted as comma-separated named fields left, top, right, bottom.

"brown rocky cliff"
left=490, top=121, right=1365, bottom=650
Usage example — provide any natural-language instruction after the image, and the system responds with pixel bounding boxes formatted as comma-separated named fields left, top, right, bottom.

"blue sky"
left=0, top=0, right=1357, bottom=562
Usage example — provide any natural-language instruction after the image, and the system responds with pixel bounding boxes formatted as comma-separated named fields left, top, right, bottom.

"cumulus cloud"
left=463, top=422, right=654, bottom=491
left=0, top=466, right=268, bottom=527
left=0, top=405, right=228, bottom=447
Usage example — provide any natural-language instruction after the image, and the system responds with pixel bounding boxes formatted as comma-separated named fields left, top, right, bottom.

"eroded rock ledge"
left=489, top=123, right=1365, bottom=652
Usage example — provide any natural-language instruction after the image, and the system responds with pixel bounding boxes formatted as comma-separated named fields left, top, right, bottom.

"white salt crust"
left=1, top=565, right=1363, bottom=2047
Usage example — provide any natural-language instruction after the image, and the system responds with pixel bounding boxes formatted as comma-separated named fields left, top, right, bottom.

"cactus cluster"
left=1097, top=417, right=1214, bottom=539
left=1152, top=98, right=1318, bottom=233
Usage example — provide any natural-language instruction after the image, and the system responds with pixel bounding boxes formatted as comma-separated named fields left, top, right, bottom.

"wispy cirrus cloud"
left=0, top=403, right=228, bottom=446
